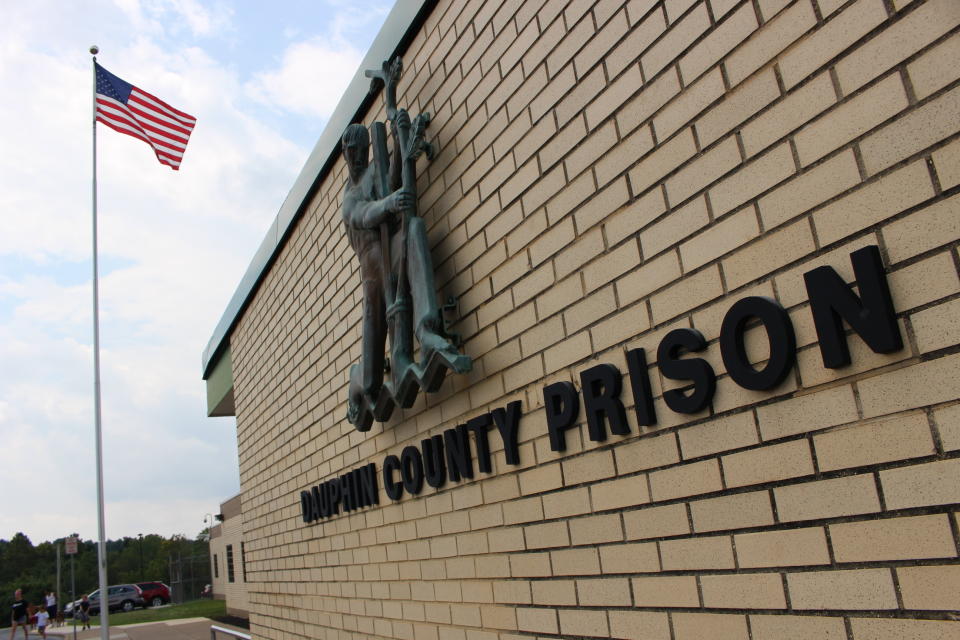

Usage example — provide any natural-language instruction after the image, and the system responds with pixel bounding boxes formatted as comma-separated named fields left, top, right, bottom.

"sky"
left=0, top=0, right=392, bottom=544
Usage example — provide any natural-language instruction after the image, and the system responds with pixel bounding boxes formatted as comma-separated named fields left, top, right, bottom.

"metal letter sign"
left=299, top=245, right=906, bottom=527
left=341, top=58, right=472, bottom=431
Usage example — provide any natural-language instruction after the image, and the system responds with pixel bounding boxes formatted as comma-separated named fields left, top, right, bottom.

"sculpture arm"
left=389, top=110, right=409, bottom=191
left=389, top=126, right=402, bottom=191
left=343, top=187, right=411, bottom=230
left=343, top=189, right=392, bottom=230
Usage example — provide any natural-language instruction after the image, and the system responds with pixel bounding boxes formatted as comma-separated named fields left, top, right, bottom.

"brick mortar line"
left=295, top=514, right=960, bottom=567
left=430, top=221, right=960, bottom=400
left=249, top=597, right=960, bottom=621
left=430, top=56, right=960, bottom=277
left=281, top=374, right=948, bottom=507
left=623, top=95, right=954, bottom=273
left=289, top=491, right=960, bottom=558
left=430, top=32, right=960, bottom=281
left=528, top=119, right=937, bottom=304
left=241, top=366, right=960, bottom=525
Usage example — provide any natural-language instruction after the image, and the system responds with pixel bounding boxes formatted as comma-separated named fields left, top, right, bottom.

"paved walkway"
left=0, top=618, right=249, bottom=640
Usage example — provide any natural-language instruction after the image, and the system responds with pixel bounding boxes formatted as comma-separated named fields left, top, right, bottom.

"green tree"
left=1, top=531, right=210, bottom=627
left=3, top=533, right=36, bottom=580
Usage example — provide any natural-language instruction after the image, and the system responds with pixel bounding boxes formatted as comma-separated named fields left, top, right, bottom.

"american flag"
left=94, top=63, right=196, bottom=170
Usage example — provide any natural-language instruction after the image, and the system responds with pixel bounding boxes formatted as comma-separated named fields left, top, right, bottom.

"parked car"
left=136, top=581, right=171, bottom=607
left=63, top=597, right=83, bottom=618
left=63, top=584, right=144, bottom=616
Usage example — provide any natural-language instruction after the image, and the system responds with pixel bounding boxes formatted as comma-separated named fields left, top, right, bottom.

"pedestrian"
left=35, top=606, right=49, bottom=639
left=78, top=595, right=91, bottom=630
left=10, top=588, right=29, bottom=640
left=44, top=592, right=56, bottom=625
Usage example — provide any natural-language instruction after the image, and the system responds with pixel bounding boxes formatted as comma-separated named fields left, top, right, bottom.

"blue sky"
left=0, top=0, right=391, bottom=543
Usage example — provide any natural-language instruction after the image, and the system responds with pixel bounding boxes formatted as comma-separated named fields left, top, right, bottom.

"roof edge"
left=202, top=0, right=437, bottom=379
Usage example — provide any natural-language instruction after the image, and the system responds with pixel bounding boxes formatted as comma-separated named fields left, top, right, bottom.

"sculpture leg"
left=403, top=217, right=462, bottom=363
left=361, top=263, right=387, bottom=394
left=349, top=249, right=387, bottom=422
left=360, top=281, right=387, bottom=395
left=388, top=229, right=414, bottom=390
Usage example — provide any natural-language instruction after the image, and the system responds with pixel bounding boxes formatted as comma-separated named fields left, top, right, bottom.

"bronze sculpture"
left=342, top=58, right=471, bottom=431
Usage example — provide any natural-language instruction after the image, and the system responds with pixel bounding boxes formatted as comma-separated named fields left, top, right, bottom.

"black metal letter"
left=492, top=400, right=523, bottom=465
left=382, top=455, right=404, bottom=501
left=422, top=435, right=447, bottom=488
left=359, top=463, right=379, bottom=507
left=444, top=426, right=474, bottom=482
left=300, top=491, right=313, bottom=523
left=400, top=446, right=425, bottom=495
left=327, top=479, right=341, bottom=515
left=464, top=414, right=494, bottom=473
left=625, top=348, right=657, bottom=427
left=313, top=485, right=326, bottom=519
left=544, top=381, right=580, bottom=452
left=658, top=328, right=716, bottom=414
left=339, top=474, right=354, bottom=512
left=720, top=296, right=796, bottom=391
left=318, top=483, right=331, bottom=520
left=804, top=245, right=902, bottom=368
left=579, top=363, right=630, bottom=442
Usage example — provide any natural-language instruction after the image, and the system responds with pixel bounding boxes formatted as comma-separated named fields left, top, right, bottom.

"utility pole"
left=65, top=535, right=79, bottom=640
left=56, top=543, right=61, bottom=624
left=138, top=534, right=144, bottom=581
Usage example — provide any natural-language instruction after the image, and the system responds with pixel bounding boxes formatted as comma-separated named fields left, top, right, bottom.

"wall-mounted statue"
left=342, top=58, right=472, bottom=431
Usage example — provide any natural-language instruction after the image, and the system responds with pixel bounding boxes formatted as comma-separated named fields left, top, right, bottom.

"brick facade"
left=221, top=0, right=960, bottom=637
left=209, top=494, right=250, bottom=617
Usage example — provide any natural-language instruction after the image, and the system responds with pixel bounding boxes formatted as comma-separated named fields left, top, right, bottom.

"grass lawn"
left=83, top=599, right=226, bottom=627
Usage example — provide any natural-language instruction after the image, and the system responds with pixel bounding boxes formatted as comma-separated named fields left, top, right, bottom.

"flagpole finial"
left=90, top=45, right=99, bottom=55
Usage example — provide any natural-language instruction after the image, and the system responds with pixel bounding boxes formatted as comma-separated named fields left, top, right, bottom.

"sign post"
left=65, top=536, right=78, bottom=640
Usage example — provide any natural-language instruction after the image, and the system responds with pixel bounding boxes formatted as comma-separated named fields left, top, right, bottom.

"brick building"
left=209, top=494, right=250, bottom=618
left=203, top=0, right=960, bottom=638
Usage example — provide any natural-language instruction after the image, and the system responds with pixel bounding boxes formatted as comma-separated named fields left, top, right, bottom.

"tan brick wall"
left=226, top=0, right=960, bottom=637
left=209, top=498, right=249, bottom=616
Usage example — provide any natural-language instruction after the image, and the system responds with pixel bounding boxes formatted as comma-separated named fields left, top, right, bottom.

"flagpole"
left=89, top=44, right=110, bottom=640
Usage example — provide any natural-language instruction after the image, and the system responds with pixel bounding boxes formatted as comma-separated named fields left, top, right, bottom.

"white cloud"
left=112, top=0, right=233, bottom=39
left=165, top=0, right=232, bottom=37
left=244, top=36, right=364, bottom=120
left=244, top=1, right=392, bottom=121
left=0, top=0, right=393, bottom=545
left=0, top=0, right=306, bottom=543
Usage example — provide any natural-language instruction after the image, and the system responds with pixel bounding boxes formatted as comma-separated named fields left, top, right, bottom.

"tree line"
left=0, top=531, right=211, bottom=627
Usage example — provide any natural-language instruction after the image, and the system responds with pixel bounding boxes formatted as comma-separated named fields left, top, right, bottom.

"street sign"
left=65, top=536, right=78, bottom=555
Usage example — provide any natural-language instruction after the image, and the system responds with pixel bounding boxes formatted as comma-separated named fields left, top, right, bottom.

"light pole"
left=202, top=514, right=214, bottom=601
left=137, top=534, right=143, bottom=581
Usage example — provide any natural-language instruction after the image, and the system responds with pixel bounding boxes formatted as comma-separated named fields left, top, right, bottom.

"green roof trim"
left=206, top=346, right=235, bottom=417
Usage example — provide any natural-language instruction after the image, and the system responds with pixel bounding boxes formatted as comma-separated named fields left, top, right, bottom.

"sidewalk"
left=42, top=618, right=248, bottom=640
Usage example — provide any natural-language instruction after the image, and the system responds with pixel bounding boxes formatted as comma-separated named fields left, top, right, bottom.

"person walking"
left=34, top=606, right=48, bottom=639
left=43, top=593, right=56, bottom=626
left=78, top=595, right=90, bottom=630
left=10, top=588, right=29, bottom=640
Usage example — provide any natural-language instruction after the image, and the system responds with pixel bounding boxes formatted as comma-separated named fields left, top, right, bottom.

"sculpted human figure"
left=342, top=58, right=470, bottom=429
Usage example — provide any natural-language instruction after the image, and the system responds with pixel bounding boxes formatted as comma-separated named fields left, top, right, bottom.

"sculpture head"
left=342, top=123, right=369, bottom=184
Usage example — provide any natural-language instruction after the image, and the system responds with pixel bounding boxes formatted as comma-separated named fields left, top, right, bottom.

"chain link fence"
left=168, top=552, right=210, bottom=604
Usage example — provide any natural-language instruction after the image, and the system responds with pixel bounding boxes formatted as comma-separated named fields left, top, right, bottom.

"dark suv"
left=136, top=582, right=171, bottom=607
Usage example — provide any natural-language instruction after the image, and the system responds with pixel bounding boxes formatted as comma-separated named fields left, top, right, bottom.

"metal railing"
left=210, top=624, right=251, bottom=640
